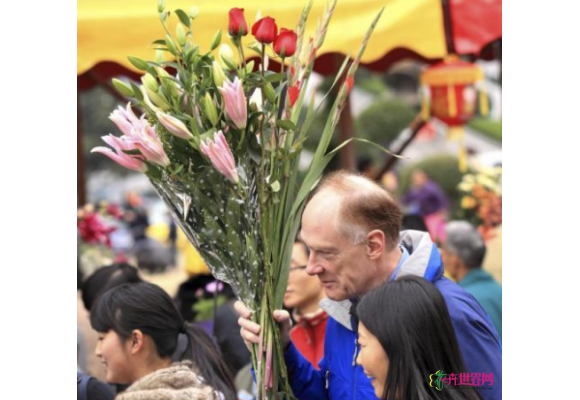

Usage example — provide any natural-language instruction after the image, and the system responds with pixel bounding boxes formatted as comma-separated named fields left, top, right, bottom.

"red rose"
left=228, top=8, right=248, bottom=37
left=252, top=17, right=278, bottom=44
left=273, top=28, right=297, bottom=58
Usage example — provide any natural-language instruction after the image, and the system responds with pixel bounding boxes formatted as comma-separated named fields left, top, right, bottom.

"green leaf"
left=175, top=9, right=191, bottom=28
left=128, top=56, right=149, bottom=71
left=276, top=120, right=298, bottom=132
left=265, top=72, right=286, bottom=83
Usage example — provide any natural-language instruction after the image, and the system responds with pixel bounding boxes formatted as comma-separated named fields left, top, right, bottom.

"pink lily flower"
left=109, top=103, right=144, bottom=136
left=218, top=77, right=247, bottom=130
left=126, top=124, right=171, bottom=168
left=200, top=130, right=239, bottom=183
left=93, top=103, right=171, bottom=171
left=92, top=138, right=147, bottom=172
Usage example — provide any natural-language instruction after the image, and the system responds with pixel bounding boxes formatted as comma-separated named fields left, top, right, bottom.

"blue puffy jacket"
left=284, top=230, right=502, bottom=400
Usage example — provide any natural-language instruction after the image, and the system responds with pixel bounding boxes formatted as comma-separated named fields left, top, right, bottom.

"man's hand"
left=234, top=301, right=292, bottom=351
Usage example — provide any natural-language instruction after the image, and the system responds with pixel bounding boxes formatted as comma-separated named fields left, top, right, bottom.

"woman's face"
left=284, top=243, right=325, bottom=312
left=357, top=322, right=389, bottom=398
left=95, top=330, right=134, bottom=384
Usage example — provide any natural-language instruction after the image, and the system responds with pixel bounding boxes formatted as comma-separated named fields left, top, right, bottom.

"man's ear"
left=128, top=330, right=145, bottom=355
left=365, top=230, right=385, bottom=260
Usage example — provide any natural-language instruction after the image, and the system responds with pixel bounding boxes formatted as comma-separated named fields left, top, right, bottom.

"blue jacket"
left=285, top=230, right=502, bottom=400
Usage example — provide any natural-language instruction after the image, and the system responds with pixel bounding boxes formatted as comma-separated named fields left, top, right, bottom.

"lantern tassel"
left=421, top=87, right=430, bottom=120
left=479, top=84, right=489, bottom=116
left=448, top=84, right=457, bottom=118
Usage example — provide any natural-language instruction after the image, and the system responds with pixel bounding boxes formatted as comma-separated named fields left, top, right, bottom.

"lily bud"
left=263, top=82, right=276, bottom=104
left=189, top=6, right=199, bottom=19
left=112, top=78, right=134, bottom=97
left=219, top=44, right=237, bottom=71
left=142, top=73, right=159, bottom=93
left=155, top=50, right=164, bottom=64
left=176, top=23, right=186, bottom=47
left=202, top=93, right=219, bottom=126
left=212, top=61, right=229, bottom=88
left=156, top=111, right=194, bottom=140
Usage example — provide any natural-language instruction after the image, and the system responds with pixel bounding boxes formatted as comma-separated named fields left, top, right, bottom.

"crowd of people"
left=77, top=170, right=502, bottom=400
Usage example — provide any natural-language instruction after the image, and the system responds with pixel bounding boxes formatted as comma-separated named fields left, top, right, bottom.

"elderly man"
left=442, top=221, right=502, bottom=339
left=236, top=171, right=502, bottom=399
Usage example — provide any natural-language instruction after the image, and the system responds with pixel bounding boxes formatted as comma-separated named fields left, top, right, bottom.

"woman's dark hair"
left=90, top=281, right=236, bottom=400
left=356, top=276, right=481, bottom=400
left=81, top=263, right=142, bottom=312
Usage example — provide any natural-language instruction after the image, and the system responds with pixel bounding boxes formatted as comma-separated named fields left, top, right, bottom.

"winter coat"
left=116, top=362, right=218, bottom=400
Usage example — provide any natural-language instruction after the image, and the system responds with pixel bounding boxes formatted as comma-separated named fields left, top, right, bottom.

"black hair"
left=90, top=281, right=236, bottom=400
left=356, top=276, right=481, bottom=400
left=81, top=263, right=142, bottom=312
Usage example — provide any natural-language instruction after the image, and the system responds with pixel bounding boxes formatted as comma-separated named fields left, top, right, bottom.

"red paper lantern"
left=420, top=56, right=489, bottom=170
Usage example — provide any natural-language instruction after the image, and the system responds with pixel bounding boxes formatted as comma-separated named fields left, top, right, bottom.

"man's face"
left=301, top=193, right=373, bottom=301
left=441, top=246, right=460, bottom=280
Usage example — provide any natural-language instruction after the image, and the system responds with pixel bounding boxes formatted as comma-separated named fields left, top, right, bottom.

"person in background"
left=356, top=276, right=481, bottom=400
left=78, top=263, right=144, bottom=386
left=401, top=169, right=449, bottom=242
left=284, top=239, right=328, bottom=369
left=91, top=281, right=237, bottom=400
left=442, top=221, right=502, bottom=339
left=81, top=263, right=143, bottom=312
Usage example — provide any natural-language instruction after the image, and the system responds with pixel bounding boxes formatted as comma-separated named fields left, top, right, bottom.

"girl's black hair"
left=90, top=281, right=236, bottom=400
left=81, top=263, right=142, bottom=312
left=356, top=276, right=481, bottom=400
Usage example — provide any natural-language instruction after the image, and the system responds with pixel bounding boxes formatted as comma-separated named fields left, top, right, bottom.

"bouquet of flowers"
left=457, top=166, right=502, bottom=241
left=92, top=1, right=384, bottom=397
left=77, top=202, right=125, bottom=276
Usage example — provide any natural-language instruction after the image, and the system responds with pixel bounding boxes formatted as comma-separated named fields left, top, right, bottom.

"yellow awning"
left=78, top=0, right=447, bottom=75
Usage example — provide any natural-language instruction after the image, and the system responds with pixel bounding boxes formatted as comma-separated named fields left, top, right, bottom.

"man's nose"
left=305, top=253, right=323, bottom=276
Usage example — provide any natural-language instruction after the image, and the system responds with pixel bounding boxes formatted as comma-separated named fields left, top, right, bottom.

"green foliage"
left=355, top=98, right=415, bottom=161
left=397, top=154, right=464, bottom=214
left=469, top=117, right=502, bottom=142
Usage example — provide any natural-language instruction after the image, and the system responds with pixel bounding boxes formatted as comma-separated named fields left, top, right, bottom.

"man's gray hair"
left=444, top=221, right=486, bottom=269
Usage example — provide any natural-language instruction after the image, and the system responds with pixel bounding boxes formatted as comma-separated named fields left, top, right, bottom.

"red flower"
left=252, top=17, right=278, bottom=44
left=106, top=203, right=123, bottom=219
left=345, top=76, right=354, bottom=94
left=273, top=28, right=297, bottom=57
left=228, top=8, right=248, bottom=37
left=78, top=212, right=116, bottom=247
left=288, top=82, right=301, bottom=107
